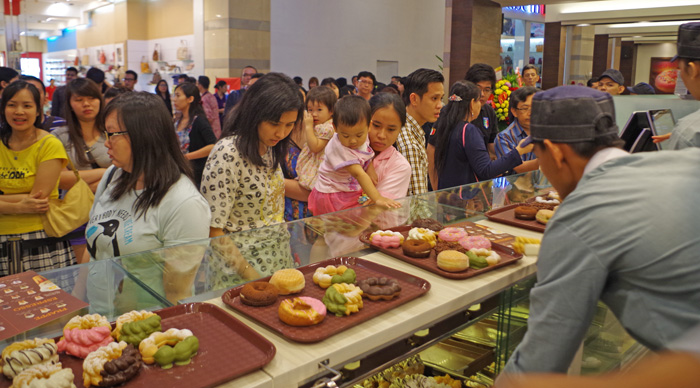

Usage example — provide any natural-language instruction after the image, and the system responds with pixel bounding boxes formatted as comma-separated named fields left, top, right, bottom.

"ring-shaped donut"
left=240, top=282, right=279, bottom=307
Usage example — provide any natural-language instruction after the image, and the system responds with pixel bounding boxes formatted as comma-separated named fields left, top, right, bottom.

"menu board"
left=0, top=271, right=88, bottom=341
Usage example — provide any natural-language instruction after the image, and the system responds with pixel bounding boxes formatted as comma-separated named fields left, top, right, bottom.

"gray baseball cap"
left=530, top=86, right=619, bottom=143
left=597, top=69, right=624, bottom=85
left=672, top=22, right=700, bottom=62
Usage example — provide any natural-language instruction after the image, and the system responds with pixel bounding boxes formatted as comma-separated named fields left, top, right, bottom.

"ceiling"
left=1, top=0, right=115, bottom=39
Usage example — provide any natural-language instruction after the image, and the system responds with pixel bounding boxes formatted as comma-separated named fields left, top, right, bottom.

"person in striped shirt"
left=494, top=86, right=539, bottom=173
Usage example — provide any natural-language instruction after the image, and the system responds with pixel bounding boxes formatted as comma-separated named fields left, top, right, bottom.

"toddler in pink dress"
left=296, top=86, right=337, bottom=189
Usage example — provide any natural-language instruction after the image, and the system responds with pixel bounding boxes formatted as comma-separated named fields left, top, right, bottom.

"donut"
left=358, top=277, right=401, bottom=301
left=466, top=248, right=502, bottom=269
left=269, top=269, right=305, bottom=295
left=312, top=265, right=356, bottom=289
left=535, top=195, right=560, bottom=205
left=437, top=227, right=467, bottom=242
left=83, top=342, right=141, bottom=387
left=436, top=250, right=470, bottom=272
left=511, top=236, right=541, bottom=256
left=434, top=240, right=467, bottom=254
left=57, top=314, right=114, bottom=359
left=112, top=310, right=157, bottom=339
left=458, top=235, right=491, bottom=251
left=239, top=282, right=279, bottom=306
left=112, top=311, right=161, bottom=347
left=322, top=283, right=364, bottom=316
left=407, top=227, right=437, bottom=247
left=514, top=206, right=538, bottom=220
left=369, top=230, right=404, bottom=249
left=410, top=218, right=444, bottom=232
left=138, top=328, right=194, bottom=365
left=278, top=297, right=326, bottom=326
left=536, top=209, right=554, bottom=225
left=402, top=239, right=432, bottom=258
left=2, top=338, right=59, bottom=379
left=12, top=363, right=75, bottom=388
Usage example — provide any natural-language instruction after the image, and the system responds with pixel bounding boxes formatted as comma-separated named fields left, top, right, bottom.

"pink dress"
left=308, top=134, right=374, bottom=216
left=296, top=120, right=334, bottom=189
left=373, top=146, right=411, bottom=199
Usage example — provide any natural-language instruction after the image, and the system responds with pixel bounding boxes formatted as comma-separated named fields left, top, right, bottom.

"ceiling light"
left=560, top=0, right=699, bottom=13
left=609, top=20, right=695, bottom=28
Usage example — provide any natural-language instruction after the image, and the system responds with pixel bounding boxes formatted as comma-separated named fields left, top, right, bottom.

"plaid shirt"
left=396, top=114, right=428, bottom=196
left=494, top=119, right=536, bottom=161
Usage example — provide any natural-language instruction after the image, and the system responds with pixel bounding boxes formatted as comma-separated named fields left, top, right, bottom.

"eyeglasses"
left=514, top=105, right=532, bottom=113
left=123, top=78, right=136, bottom=82
left=105, top=130, right=129, bottom=139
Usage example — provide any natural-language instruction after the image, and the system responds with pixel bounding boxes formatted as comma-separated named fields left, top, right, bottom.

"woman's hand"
left=17, top=191, right=49, bottom=214
left=516, top=138, right=534, bottom=155
left=652, top=133, right=672, bottom=143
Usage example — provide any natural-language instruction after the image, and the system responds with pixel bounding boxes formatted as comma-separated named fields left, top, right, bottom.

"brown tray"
left=221, top=257, right=430, bottom=343
left=358, top=222, right=523, bottom=280
left=0, top=303, right=275, bottom=388
left=484, top=203, right=547, bottom=233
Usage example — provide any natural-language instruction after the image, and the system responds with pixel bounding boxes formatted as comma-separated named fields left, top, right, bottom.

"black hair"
left=0, top=81, right=42, bottom=147
left=18, top=75, right=46, bottom=94
left=306, top=86, right=337, bottom=112
left=381, top=84, right=400, bottom=94
left=369, top=92, right=407, bottom=127
left=433, top=80, right=480, bottom=176
left=391, top=76, right=402, bottom=82
left=177, top=74, right=188, bottom=81
left=509, top=86, right=537, bottom=110
left=339, top=85, right=355, bottom=97
left=251, top=73, right=264, bottom=80
left=0, top=67, right=18, bottom=88
left=186, top=76, right=197, bottom=84
left=175, top=82, right=205, bottom=129
left=465, top=63, right=496, bottom=89
left=66, top=67, right=78, bottom=74
left=333, top=95, right=371, bottom=128
left=86, top=67, right=105, bottom=85
left=522, top=64, right=538, bottom=75
left=293, top=76, right=303, bottom=85
left=336, top=77, right=348, bottom=88
left=125, top=70, right=138, bottom=81
left=197, top=75, right=210, bottom=90
left=357, top=71, right=376, bottom=86
left=104, top=92, right=193, bottom=218
left=104, top=86, right=130, bottom=101
left=321, top=77, right=337, bottom=87
left=215, top=80, right=227, bottom=90
left=587, top=78, right=598, bottom=87
left=374, top=82, right=386, bottom=94
left=65, top=78, right=105, bottom=166
left=222, top=72, right=304, bottom=168
left=402, top=68, right=444, bottom=107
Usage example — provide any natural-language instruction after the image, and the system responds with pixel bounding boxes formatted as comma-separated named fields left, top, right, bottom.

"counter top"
left=212, top=220, right=544, bottom=388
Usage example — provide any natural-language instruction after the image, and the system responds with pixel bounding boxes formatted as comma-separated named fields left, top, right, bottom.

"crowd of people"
left=0, top=20, right=700, bottom=387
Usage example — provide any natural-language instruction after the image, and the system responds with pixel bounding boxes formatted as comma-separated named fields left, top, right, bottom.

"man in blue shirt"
left=501, top=86, right=700, bottom=376
left=495, top=86, right=539, bottom=173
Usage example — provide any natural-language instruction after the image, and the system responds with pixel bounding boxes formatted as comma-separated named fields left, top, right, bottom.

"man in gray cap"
left=597, top=68, right=627, bottom=95
left=500, top=85, right=700, bottom=375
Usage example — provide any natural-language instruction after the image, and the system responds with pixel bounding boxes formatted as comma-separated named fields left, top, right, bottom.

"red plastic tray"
left=358, top=222, right=523, bottom=280
left=0, top=303, right=275, bottom=388
left=484, top=203, right=547, bottom=233
left=221, top=257, right=431, bottom=343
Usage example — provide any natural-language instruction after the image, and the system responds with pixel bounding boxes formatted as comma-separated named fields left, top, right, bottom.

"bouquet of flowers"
left=491, top=72, right=521, bottom=123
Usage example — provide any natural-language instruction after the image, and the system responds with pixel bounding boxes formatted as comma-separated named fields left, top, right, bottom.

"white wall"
left=270, top=0, right=445, bottom=85
left=634, top=42, right=676, bottom=85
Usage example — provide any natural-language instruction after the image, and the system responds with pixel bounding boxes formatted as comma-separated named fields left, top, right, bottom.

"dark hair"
left=186, top=76, right=197, bottom=84
left=433, top=81, right=480, bottom=176
left=339, top=85, right=355, bottom=97
left=369, top=92, right=407, bottom=127
left=509, top=86, right=537, bottom=110
left=155, top=79, right=170, bottom=98
left=177, top=74, right=188, bottom=81
left=336, top=77, right=347, bottom=88
left=306, top=86, right=337, bottom=112
left=65, top=78, right=106, bottom=166
left=19, top=75, right=46, bottom=94
left=242, top=65, right=257, bottom=73
left=402, top=68, right=444, bottom=106
left=125, top=70, right=138, bottom=81
left=321, top=77, right=337, bottom=88
left=333, top=95, right=371, bottom=128
left=66, top=67, right=78, bottom=74
left=0, top=67, right=19, bottom=87
left=86, top=67, right=105, bottom=85
left=175, top=82, right=205, bottom=128
left=587, top=78, right=598, bottom=87
left=197, top=75, right=210, bottom=90
left=381, top=84, right=400, bottom=94
left=251, top=73, right=264, bottom=80
left=222, top=72, right=304, bottom=168
left=308, top=77, right=319, bottom=87
left=293, top=76, right=303, bottom=85
left=214, top=80, right=227, bottom=90
left=357, top=71, right=376, bottom=86
left=465, top=63, right=496, bottom=89
left=536, top=134, right=624, bottom=159
left=104, top=92, right=193, bottom=218
left=522, top=64, right=538, bottom=75
left=104, top=87, right=130, bottom=101
left=0, top=81, right=42, bottom=147
left=391, top=76, right=402, bottom=82
left=374, top=82, right=386, bottom=94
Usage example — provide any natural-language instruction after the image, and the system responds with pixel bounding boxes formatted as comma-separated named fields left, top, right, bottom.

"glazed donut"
left=269, top=269, right=305, bottom=295
left=57, top=314, right=114, bottom=359
left=514, top=206, right=538, bottom=220
left=12, top=363, right=75, bottom=388
left=2, top=338, right=59, bottom=379
left=369, top=230, right=404, bottom=249
left=239, top=282, right=279, bottom=306
left=312, top=265, right=356, bottom=289
left=278, top=297, right=326, bottom=326
left=410, top=218, right=444, bottom=232
left=402, top=239, right=432, bottom=258
left=358, top=277, right=402, bottom=301
left=63, top=314, right=110, bottom=331
left=407, top=228, right=437, bottom=248
left=139, top=328, right=194, bottom=365
left=469, top=248, right=502, bottom=267
left=536, top=209, right=554, bottom=225
left=437, top=227, right=468, bottom=242
left=437, top=250, right=470, bottom=272
left=112, top=311, right=161, bottom=347
left=458, top=236, right=491, bottom=251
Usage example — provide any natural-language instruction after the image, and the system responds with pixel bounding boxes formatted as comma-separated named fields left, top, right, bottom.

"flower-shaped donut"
left=312, top=265, right=356, bottom=289
left=138, top=328, right=194, bottom=365
left=369, top=230, right=404, bottom=249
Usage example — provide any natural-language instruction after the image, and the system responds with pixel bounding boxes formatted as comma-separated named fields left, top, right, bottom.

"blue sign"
left=504, top=5, right=545, bottom=15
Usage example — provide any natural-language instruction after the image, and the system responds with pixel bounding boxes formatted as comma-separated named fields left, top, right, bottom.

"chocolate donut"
left=410, top=218, right=444, bottom=232
left=434, top=240, right=467, bottom=254
left=240, top=282, right=279, bottom=307
left=514, top=206, right=538, bottom=220
left=402, top=239, right=432, bottom=258
left=358, top=278, right=401, bottom=301
left=99, top=344, right=141, bottom=387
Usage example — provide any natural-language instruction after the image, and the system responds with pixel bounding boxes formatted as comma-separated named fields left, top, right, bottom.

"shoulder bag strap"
left=460, top=123, right=480, bottom=183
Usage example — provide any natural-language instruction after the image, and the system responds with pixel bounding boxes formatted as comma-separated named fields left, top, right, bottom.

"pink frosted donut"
left=370, top=230, right=404, bottom=249
left=57, top=326, right=114, bottom=359
left=458, top=235, right=492, bottom=251
left=438, top=227, right=467, bottom=242
left=299, top=296, right=327, bottom=317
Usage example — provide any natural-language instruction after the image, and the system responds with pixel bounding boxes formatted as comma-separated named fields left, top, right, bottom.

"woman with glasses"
left=154, top=79, right=172, bottom=115
left=0, top=81, right=75, bottom=275
left=52, top=78, right=112, bottom=262
left=432, top=81, right=532, bottom=189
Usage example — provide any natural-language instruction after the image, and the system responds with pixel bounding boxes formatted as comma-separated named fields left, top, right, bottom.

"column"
left=619, top=41, right=635, bottom=86
left=592, top=34, right=609, bottom=78
left=567, top=26, right=595, bottom=85
left=542, top=21, right=563, bottom=89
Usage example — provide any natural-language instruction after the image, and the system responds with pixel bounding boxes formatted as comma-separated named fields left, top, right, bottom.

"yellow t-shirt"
left=0, top=135, right=68, bottom=234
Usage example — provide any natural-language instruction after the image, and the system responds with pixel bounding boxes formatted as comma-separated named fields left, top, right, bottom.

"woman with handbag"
left=53, top=78, right=111, bottom=262
left=0, top=81, right=75, bottom=276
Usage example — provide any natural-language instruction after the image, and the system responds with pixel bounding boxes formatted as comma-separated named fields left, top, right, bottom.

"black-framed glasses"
left=515, top=106, right=532, bottom=113
left=105, top=130, right=128, bottom=139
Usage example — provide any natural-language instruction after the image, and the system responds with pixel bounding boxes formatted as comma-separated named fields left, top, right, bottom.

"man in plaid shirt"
left=396, top=69, right=444, bottom=195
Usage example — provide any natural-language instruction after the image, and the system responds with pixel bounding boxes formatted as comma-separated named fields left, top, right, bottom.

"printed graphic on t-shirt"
left=86, top=209, right=134, bottom=258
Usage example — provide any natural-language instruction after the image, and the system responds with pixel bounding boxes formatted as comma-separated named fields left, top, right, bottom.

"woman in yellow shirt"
left=0, top=80, right=74, bottom=276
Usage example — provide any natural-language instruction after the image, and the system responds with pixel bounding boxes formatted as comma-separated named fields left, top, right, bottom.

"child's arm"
left=344, top=164, right=401, bottom=209
left=304, top=112, right=332, bottom=153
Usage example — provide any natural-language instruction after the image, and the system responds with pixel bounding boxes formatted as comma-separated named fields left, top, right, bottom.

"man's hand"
left=652, top=133, right=672, bottom=143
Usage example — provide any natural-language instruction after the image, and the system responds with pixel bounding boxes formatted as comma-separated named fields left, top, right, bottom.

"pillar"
left=592, top=34, right=609, bottom=78
left=619, top=41, right=635, bottom=86
left=542, top=22, right=563, bottom=89
left=567, top=26, right=595, bottom=85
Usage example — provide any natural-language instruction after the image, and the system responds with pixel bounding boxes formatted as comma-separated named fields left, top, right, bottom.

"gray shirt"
left=52, top=126, right=111, bottom=169
left=668, top=108, right=700, bottom=150
left=503, top=148, right=700, bottom=374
